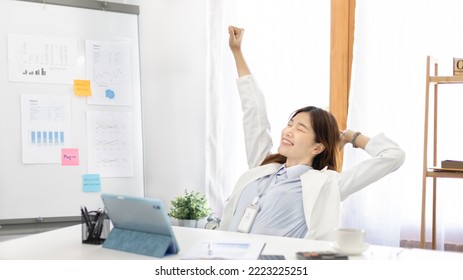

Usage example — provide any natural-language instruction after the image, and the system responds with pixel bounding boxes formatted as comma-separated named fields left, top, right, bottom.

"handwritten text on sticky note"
left=61, top=148, right=79, bottom=166
left=74, top=80, right=92, bottom=96
left=82, top=174, right=101, bottom=192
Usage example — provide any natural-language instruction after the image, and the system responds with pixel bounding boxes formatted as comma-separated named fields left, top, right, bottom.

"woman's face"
left=278, top=112, right=324, bottom=167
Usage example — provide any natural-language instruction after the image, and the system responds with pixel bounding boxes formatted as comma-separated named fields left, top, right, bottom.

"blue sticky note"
left=82, top=174, right=101, bottom=192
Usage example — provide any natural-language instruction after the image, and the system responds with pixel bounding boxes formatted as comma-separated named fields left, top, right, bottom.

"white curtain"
left=206, top=0, right=330, bottom=216
left=344, top=0, right=463, bottom=249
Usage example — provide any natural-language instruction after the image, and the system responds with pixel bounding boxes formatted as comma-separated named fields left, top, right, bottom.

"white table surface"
left=0, top=225, right=462, bottom=260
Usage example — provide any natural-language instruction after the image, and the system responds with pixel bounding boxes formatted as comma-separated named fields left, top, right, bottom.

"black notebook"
left=296, top=251, right=348, bottom=260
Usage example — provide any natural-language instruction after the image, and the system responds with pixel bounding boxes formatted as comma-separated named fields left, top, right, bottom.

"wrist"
left=231, top=48, right=242, bottom=55
left=340, top=129, right=354, bottom=141
left=351, top=131, right=362, bottom=148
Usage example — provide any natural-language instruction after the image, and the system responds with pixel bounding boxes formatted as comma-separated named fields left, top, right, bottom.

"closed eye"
left=297, top=122, right=309, bottom=131
left=296, top=122, right=309, bottom=133
left=288, top=119, right=308, bottom=132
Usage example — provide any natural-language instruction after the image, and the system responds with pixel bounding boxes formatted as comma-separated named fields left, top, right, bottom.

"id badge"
left=237, top=204, right=259, bottom=233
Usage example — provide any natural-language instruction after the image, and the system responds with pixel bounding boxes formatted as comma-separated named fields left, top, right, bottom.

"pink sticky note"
left=61, top=148, right=79, bottom=166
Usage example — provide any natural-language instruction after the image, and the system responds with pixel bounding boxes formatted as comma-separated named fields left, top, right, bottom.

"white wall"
left=138, top=0, right=208, bottom=207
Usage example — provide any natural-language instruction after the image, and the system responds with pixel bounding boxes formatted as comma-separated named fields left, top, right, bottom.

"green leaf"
left=168, top=189, right=212, bottom=220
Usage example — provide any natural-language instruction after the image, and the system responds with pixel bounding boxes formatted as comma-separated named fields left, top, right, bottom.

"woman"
left=219, top=26, right=405, bottom=241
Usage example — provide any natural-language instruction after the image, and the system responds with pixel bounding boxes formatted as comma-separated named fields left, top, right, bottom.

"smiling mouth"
left=281, top=138, right=293, bottom=145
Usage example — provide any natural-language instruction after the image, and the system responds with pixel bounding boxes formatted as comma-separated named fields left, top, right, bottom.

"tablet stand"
left=103, top=227, right=174, bottom=258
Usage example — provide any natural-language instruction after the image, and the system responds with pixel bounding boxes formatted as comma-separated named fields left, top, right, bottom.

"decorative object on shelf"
left=453, top=57, right=463, bottom=75
left=168, top=189, right=212, bottom=228
left=441, top=160, right=463, bottom=170
left=205, top=216, right=221, bottom=230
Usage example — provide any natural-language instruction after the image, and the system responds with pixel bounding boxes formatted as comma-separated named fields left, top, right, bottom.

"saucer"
left=329, top=242, right=370, bottom=255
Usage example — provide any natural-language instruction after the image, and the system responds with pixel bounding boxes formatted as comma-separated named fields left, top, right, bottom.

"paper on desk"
left=182, top=239, right=266, bottom=260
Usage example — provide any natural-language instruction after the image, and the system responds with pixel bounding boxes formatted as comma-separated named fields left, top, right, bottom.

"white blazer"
left=219, top=75, right=405, bottom=241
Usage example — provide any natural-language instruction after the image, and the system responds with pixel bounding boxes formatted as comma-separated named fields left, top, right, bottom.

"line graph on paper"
left=86, top=41, right=132, bottom=106
left=86, top=111, right=133, bottom=177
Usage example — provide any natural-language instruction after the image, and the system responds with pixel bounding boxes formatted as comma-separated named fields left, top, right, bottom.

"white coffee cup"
left=335, top=228, right=365, bottom=250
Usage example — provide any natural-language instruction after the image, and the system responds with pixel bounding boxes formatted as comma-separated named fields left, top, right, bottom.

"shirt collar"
left=278, top=164, right=312, bottom=180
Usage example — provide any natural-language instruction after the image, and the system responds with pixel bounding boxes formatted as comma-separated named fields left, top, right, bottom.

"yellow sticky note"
left=74, top=80, right=92, bottom=96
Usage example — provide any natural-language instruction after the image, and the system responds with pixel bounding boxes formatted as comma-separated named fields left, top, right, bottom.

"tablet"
left=101, top=193, right=180, bottom=257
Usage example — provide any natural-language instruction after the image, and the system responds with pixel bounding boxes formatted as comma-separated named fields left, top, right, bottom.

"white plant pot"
left=178, top=219, right=198, bottom=228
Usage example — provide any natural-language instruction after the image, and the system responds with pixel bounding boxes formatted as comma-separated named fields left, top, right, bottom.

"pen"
left=88, top=210, right=101, bottom=240
left=80, top=206, right=92, bottom=229
left=93, top=209, right=106, bottom=239
left=208, top=242, right=213, bottom=256
left=83, top=206, right=92, bottom=226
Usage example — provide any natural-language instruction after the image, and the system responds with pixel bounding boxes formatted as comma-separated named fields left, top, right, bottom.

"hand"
left=228, top=26, right=244, bottom=52
left=339, top=129, right=370, bottom=150
left=339, top=129, right=354, bottom=150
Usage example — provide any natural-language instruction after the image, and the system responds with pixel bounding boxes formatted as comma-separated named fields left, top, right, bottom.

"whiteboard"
left=0, top=0, right=144, bottom=219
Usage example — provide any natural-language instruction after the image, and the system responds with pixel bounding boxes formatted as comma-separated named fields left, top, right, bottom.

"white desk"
left=0, top=225, right=462, bottom=260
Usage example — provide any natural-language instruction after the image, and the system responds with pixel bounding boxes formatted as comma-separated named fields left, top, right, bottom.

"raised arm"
left=228, top=26, right=251, bottom=77
left=228, top=26, right=273, bottom=168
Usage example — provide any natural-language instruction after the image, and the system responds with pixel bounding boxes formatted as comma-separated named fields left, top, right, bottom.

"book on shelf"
left=441, top=160, right=463, bottom=170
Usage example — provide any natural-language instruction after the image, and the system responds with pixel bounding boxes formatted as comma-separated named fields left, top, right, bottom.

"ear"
left=312, top=143, right=325, bottom=155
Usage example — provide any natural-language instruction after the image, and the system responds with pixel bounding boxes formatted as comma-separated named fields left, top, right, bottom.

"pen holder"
left=81, top=210, right=110, bottom=245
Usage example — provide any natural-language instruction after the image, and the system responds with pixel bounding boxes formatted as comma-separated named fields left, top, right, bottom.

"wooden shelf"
left=426, top=169, right=463, bottom=178
left=430, top=75, right=463, bottom=84
left=420, top=56, right=463, bottom=250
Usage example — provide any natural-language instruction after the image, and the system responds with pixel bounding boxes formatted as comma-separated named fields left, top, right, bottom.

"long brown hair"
left=261, top=106, right=340, bottom=171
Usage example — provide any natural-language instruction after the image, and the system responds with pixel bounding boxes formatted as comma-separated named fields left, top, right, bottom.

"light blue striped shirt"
left=227, top=164, right=311, bottom=238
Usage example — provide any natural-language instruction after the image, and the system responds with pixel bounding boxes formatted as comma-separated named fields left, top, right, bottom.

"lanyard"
left=252, top=166, right=287, bottom=206
left=237, top=167, right=286, bottom=233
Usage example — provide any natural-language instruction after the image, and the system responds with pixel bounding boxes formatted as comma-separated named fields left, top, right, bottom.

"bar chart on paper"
left=22, top=67, right=46, bottom=76
left=28, top=103, right=66, bottom=145
left=8, top=34, right=77, bottom=84
left=21, top=94, right=71, bottom=163
left=30, top=131, right=65, bottom=145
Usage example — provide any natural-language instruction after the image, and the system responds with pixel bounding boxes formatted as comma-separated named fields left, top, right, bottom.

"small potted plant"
left=168, top=189, right=212, bottom=228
